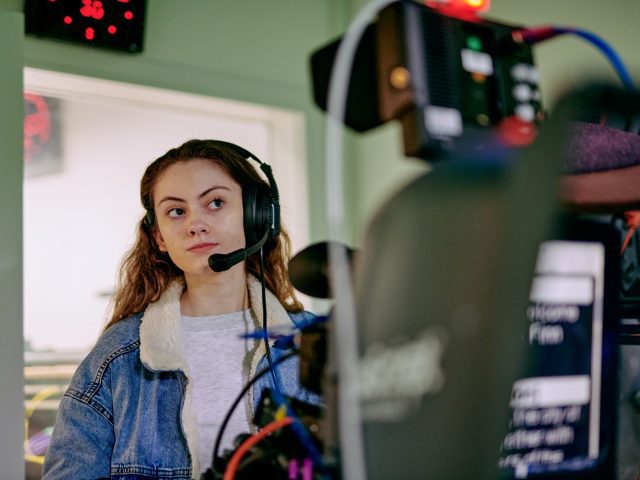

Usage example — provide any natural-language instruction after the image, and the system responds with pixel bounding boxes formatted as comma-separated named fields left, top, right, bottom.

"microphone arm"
left=208, top=230, right=269, bottom=272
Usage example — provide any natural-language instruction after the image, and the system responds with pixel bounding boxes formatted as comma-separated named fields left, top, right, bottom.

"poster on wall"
left=24, top=91, right=63, bottom=178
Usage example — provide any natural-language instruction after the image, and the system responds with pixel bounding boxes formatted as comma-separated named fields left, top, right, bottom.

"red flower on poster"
left=23, top=92, right=62, bottom=177
left=24, top=92, right=51, bottom=163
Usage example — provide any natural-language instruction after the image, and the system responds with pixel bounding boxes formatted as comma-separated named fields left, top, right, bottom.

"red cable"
left=513, top=26, right=557, bottom=43
left=223, top=417, right=295, bottom=480
left=621, top=211, right=640, bottom=254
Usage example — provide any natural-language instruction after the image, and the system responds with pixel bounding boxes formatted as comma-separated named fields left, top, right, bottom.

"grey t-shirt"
left=180, top=309, right=257, bottom=475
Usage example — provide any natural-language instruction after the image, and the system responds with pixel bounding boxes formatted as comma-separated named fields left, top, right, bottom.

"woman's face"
left=151, top=159, right=245, bottom=277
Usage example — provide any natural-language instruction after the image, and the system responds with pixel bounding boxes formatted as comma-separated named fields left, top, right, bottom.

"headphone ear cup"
left=243, top=184, right=260, bottom=245
left=243, top=183, right=277, bottom=245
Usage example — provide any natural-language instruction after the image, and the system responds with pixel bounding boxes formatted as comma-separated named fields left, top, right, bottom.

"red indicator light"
left=117, top=0, right=130, bottom=2
left=497, top=116, right=537, bottom=147
left=464, top=0, right=488, bottom=9
left=85, top=27, right=95, bottom=40
left=80, top=0, right=105, bottom=20
left=124, top=11, right=134, bottom=20
left=426, top=0, right=490, bottom=14
left=108, top=25, right=117, bottom=34
left=63, top=16, right=72, bottom=25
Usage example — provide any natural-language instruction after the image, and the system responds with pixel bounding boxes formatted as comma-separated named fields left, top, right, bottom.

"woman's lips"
left=188, top=242, right=218, bottom=254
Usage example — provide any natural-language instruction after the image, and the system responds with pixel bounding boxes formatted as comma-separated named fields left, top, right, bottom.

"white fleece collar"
left=139, top=275, right=291, bottom=372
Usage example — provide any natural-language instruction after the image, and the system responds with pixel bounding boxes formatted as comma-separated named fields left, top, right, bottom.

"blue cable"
left=269, top=384, right=327, bottom=472
left=557, top=27, right=634, bottom=91
left=521, top=26, right=634, bottom=91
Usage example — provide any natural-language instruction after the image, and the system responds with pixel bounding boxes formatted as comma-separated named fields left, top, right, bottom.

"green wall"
left=0, top=11, right=24, bottom=478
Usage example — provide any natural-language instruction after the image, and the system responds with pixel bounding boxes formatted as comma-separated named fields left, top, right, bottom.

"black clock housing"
left=25, top=0, right=146, bottom=53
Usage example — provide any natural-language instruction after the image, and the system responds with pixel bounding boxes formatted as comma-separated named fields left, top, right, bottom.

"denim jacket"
left=42, top=276, right=317, bottom=480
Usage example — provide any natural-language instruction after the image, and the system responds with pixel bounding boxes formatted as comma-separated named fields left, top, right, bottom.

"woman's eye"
left=208, top=198, right=224, bottom=209
left=168, top=208, right=185, bottom=218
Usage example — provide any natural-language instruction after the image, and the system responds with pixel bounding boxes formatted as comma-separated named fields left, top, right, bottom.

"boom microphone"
left=208, top=230, right=269, bottom=272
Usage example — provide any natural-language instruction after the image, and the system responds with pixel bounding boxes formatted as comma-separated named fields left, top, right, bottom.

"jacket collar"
left=139, top=275, right=291, bottom=372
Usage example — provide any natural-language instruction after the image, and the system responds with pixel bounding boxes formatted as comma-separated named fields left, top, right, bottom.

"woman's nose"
left=188, top=221, right=209, bottom=235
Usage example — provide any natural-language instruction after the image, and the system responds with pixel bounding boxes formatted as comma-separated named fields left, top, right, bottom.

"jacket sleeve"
left=42, top=392, right=115, bottom=480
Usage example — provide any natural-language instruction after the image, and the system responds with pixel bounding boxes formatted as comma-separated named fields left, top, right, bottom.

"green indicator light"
left=467, top=35, right=483, bottom=51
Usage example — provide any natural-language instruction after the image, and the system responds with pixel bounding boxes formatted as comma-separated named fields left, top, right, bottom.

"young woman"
left=42, top=139, right=317, bottom=479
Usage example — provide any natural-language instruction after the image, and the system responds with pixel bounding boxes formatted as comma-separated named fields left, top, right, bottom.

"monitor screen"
left=499, top=218, right=618, bottom=479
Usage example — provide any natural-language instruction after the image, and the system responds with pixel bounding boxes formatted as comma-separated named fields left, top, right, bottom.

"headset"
left=143, top=140, right=281, bottom=272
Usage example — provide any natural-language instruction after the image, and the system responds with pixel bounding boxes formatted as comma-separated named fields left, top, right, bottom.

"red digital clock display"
left=25, top=0, right=146, bottom=53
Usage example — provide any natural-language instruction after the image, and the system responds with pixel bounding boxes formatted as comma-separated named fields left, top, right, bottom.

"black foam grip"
left=208, top=230, right=269, bottom=272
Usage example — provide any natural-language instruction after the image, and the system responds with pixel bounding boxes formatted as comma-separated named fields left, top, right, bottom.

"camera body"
left=311, top=1, right=543, bottom=158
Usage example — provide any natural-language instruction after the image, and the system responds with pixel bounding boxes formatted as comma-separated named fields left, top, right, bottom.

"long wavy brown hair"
left=105, top=139, right=303, bottom=329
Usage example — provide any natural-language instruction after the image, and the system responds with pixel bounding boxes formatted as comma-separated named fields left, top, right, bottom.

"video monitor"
left=499, top=217, right=619, bottom=479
